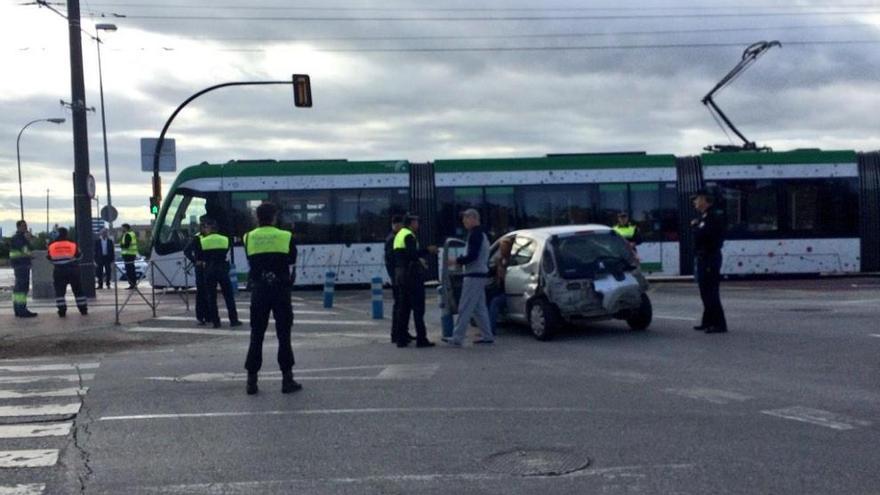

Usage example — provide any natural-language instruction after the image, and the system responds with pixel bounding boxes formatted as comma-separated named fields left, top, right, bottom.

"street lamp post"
left=95, top=23, right=117, bottom=221
left=16, top=118, right=66, bottom=220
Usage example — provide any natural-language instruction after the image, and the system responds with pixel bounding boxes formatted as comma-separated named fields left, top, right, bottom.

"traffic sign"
left=91, top=217, right=105, bottom=234
left=87, top=174, right=96, bottom=200
left=140, top=138, right=177, bottom=172
left=100, top=205, right=118, bottom=223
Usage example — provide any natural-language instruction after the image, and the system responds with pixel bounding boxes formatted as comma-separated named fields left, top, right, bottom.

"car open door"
left=440, top=237, right=467, bottom=314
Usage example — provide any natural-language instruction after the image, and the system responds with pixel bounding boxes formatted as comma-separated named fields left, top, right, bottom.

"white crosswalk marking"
left=665, top=387, right=753, bottom=405
left=0, top=388, right=88, bottom=399
left=0, top=450, right=59, bottom=468
left=0, top=363, right=99, bottom=373
left=0, top=374, right=94, bottom=385
left=0, top=423, right=72, bottom=439
left=0, top=484, right=46, bottom=495
left=377, top=364, right=440, bottom=380
left=0, top=403, right=82, bottom=418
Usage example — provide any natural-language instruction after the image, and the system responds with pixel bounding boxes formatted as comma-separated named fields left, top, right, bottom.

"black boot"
left=281, top=371, right=302, bottom=394
left=246, top=373, right=259, bottom=395
left=58, top=307, right=67, bottom=318
left=78, top=306, right=88, bottom=315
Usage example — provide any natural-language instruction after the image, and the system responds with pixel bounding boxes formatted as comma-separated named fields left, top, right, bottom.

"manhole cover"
left=482, top=448, right=590, bottom=476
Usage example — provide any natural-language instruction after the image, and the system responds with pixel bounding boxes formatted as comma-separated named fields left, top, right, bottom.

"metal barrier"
left=113, top=259, right=190, bottom=325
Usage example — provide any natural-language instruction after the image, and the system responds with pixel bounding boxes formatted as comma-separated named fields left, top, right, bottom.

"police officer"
left=385, top=215, right=414, bottom=344
left=243, top=202, right=300, bottom=395
left=183, top=221, right=208, bottom=325
left=47, top=227, right=87, bottom=317
left=119, top=223, right=139, bottom=289
left=196, top=218, right=241, bottom=328
left=392, top=214, right=436, bottom=348
left=10, top=220, right=37, bottom=318
left=612, top=212, right=642, bottom=246
left=691, top=189, right=728, bottom=334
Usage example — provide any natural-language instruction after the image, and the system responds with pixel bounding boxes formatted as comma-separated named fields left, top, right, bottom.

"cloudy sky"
left=2, top=0, right=879, bottom=234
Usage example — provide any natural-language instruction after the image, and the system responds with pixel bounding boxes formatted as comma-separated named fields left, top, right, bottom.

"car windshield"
left=551, top=232, right=634, bottom=279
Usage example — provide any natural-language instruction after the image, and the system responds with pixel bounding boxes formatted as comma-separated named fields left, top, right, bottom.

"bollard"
left=371, top=276, right=383, bottom=319
left=438, top=285, right=454, bottom=338
left=229, top=263, right=239, bottom=296
left=323, top=271, right=336, bottom=308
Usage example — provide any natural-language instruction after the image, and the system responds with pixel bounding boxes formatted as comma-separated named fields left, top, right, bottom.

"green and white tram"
left=149, top=149, right=880, bottom=287
left=150, top=159, right=409, bottom=287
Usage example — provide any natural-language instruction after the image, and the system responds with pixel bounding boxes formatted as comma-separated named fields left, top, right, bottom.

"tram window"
left=484, top=187, right=516, bottom=240
left=335, top=188, right=406, bottom=243
left=598, top=184, right=628, bottom=225
left=628, top=182, right=680, bottom=242
left=783, top=179, right=859, bottom=236
left=155, top=192, right=206, bottom=254
left=519, top=184, right=592, bottom=228
left=277, top=190, right=333, bottom=244
left=720, top=180, right=779, bottom=234
left=229, top=191, right=268, bottom=242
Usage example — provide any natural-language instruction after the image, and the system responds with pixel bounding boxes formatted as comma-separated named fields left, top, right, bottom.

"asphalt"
left=0, top=278, right=878, bottom=494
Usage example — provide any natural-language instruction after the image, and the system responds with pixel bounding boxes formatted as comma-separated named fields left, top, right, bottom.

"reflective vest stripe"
left=121, top=232, right=138, bottom=256
left=393, top=228, right=414, bottom=251
left=199, top=233, right=230, bottom=251
left=613, top=225, right=637, bottom=240
left=48, top=241, right=77, bottom=261
left=244, top=227, right=292, bottom=256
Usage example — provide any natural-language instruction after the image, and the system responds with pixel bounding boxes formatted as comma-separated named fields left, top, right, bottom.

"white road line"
left=126, top=463, right=696, bottom=492
left=665, top=387, right=752, bottom=404
left=0, top=403, right=82, bottom=418
left=125, top=327, right=249, bottom=337
left=235, top=309, right=334, bottom=315
left=654, top=315, right=697, bottom=321
left=869, top=334, right=880, bottom=339
left=0, top=387, right=88, bottom=399
left=0, top=484, right=46, bottom=495
left=0, top=374, right=94, bottom=385
left=0, top=363, right=99, bottom=373
left=100, top=406, right=598, bottom=422
left=761, top=406, right=872, bottom=431
left=377, top=364, right=439, bottom=380
left=0, top=450, right=59, bottom=468
left=0, top=423, right=72, bottom=439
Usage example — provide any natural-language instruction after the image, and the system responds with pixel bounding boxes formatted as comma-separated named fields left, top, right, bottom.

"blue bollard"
left=228, top=263, right=239, bottom=296
left=323, top=271, right=336, bottom=308
left=371, top=276, right=383, bottom=319
left=438, top=286, right=454, bottom=338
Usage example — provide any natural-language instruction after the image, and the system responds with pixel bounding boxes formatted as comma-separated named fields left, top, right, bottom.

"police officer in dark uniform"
left=691, top=189, right=728, bottom=333
left=10, top=220, right=37, bottom=318
left=243, top=202, right=300, bottom=395
left=385, top=215, right=414, bottom=344
left=47, top=227, right=88, bottom=317
left=392, top=214, right=436, bottom=348
left=183, top=221, right=208, bottom=325
left=195, top=218, right=241, bottom=329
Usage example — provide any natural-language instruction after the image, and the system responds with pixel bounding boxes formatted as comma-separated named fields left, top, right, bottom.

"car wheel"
left=626, top=293, right=652, bottom=331
left=529, top=299, right=559, bottom=341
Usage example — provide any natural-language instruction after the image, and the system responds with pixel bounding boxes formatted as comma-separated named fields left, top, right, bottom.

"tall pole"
left=46, top=189, right=50, bottom=235
left=17, top=118, right=65, bottom=221
left=96, top=29, right=113, bottom=214
left=66, top=0, right=96, bottom=299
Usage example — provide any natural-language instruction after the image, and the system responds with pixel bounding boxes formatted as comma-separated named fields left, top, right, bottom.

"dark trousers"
left=194, top=265, right=207, bottom=323
left=245, top=282, right=294, bottom=374
left=204, top=262, right=238, bottom=324
left=95, top=259, right=112, bottom=288
left=122, top=255, right=137, bottom=287
left=13, top=266, right=31, bottom=314
left=389, top=281, right=410, bottom=342
left=53, top=265, right=87, bottom=312
left=696, top=252, right=727, bottom=330
left=393, top=268, right=427, bottom=343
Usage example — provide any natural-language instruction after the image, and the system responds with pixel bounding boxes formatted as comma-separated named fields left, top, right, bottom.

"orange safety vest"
left=48, top=240, right=78, bottom=264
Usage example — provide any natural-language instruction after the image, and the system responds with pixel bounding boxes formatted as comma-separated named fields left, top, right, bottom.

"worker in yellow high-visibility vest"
left=119, top=223, right=139, bottom=289
left=242, top=202, right=299, bottom=395
left=612, top=212, right=642, bottom=247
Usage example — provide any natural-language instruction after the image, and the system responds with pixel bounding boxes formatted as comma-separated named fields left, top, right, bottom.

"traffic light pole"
left=66, top=0, right=96, bottom=299
left=151, top=79, right=310, bottom=213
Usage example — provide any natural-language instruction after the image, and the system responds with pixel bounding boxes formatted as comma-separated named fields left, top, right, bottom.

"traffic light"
left=292, top=74, right=312, bottom=108
left=150, top=196, right=160, bottom=217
